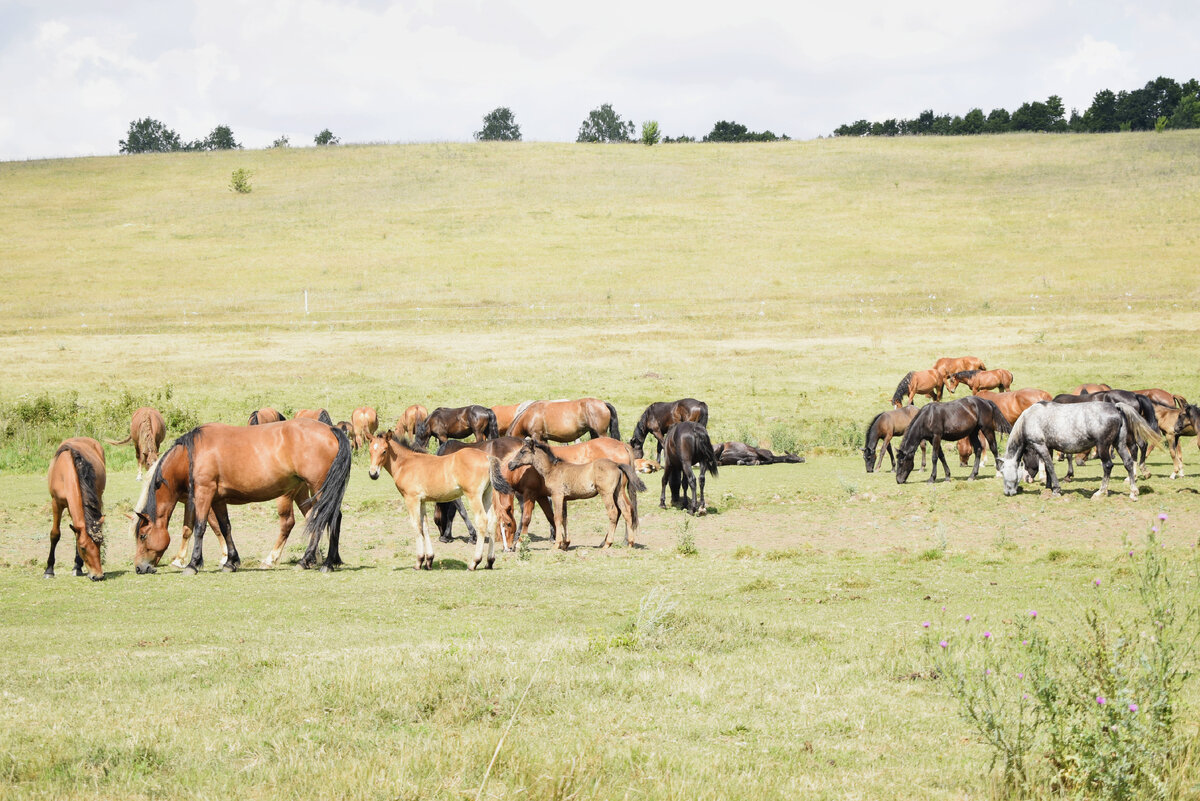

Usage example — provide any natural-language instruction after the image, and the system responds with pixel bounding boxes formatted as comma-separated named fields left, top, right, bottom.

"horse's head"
left=367, top=431, right=392, bottom=480
left=634, top=457, right=661, bottom=474
left=894, top=448, right=915, bottom=483
left=131, top=465, right=174, bottom=573
left=944, top=374, right=960, bottom=393
left=507, top=438, right=538, bottom=472
left=996, top=457, right=1023, bottom=496
left=412, top=419, right=429, bottom=449
left=492, top=492, right=517, bottom=549
left=862, top=444, right=876, bottom=473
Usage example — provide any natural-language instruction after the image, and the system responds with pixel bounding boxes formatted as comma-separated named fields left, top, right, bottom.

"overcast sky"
left=0, top=0, right=1196, bottom=160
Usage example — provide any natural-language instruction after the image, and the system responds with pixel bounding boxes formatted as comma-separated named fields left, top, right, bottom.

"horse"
left=45, top=438, right=106, bottom=580
left=367, top=432, right=512, bottom=570
left=660, top=422, right=719, bottom=515
left=628, top=399, right=709, bottom=460
left=334, top=420, right=355, bottom=448
left=351, top=406, right=378, bottom=449
left=432, top=437, right=524, bottom=547
left=396, top=404, right=428, bottom=440
left=951, top=388, right=1053, bottom=466
left=1175, top=405, right=1200, bottom=465
left=863, top=404, right=926, bottom=473
left=132, top=419, right=351, bottom=575
left=1146, top=402, right=1192, bottom=479
left=934, top=356, right=986, bottom=380
left=1078, top=390, right=1163, bottom=474
left=506, top=438, right=643, bottom=550
left=295, top=408, right=334, bottom=425
left=491, top=401, right=538, bottom=435
left=105, top=406, right=166, bottom=480
left=506, top=398, right=620, bottom=443
left=713, top=442, right=805, bottom=466
left=414, top=405, right=498, bottom=449
left=998, top=402, right=1159, bottom=500
left=891, top=370, right=944, bottom=408
left=248, top=408, right=286, bottom=425
left=635, top=458, right=661, bottom=474
left=945, top=369, right=1013, bottom=395
left=895, top=396, right=1012, bottom=483
left=1134, top=388, right=1188, bottom=409
left=1071, top=383, right=1111, bottom=395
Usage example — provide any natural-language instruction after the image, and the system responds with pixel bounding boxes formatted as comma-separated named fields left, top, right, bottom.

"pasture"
left=2, top=132, right=1200, bottom=799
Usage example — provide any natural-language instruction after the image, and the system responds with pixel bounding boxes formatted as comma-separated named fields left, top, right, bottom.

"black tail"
left=61, top=446, right=104, bottom=546
left=977, top=399, right=1013, bottom=434
left=695, top=427, right=719, bottom=478
left=248, top=411, right=259, bottom=425
left=303, top=428, right=353, bottom=545
left=485, top=409, right=499, bottom=440
left=489, top=457, right=515, bottom=496
left=892, top=372, right=913, bottom=406
left=605, top=403, right=620, bottom=440
left=413, top=419, right=429, bottom=448
left=318, top=409, right=333, bottom=426
left=695, top=401, right=709, bottom=428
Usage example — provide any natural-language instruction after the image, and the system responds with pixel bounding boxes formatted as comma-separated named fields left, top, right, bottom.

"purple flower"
left=1097, top=696, right=1106, bottom=706
left=939, top=640, right=948, bottom=649
left=1023, top=693, right=1030, bottom=699
left=965, top=615, right=972, bottom=622
left=983, top=631, right=992, bottom=639
left=1129, top=703, right=1139, bottom=713
left=1029, top=610, right=1038, bottom=618
left=1129, top=550, right=1135, bottom=557
left=985, top=668, right=992, bottom=675
left=941, top=605, right=946, bottom=612
left=1017, top=672, right=1024, bottom=679
left=1022, top=639, right=1029, bottom=646
left=1159, top=512, right=1168, bottom=521
left=922, top=621, right=930, bottom=628
left=1094, top=578, right=1101, bottom=587
left=1152, top=526, right=1159, bottom=534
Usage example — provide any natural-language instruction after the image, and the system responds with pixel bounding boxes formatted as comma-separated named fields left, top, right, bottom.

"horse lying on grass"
left=713, top=442, right=804, bottom=466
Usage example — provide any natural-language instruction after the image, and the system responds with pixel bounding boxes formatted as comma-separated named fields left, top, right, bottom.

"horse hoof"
left=486, top=559, right=495, bottom=570
left=170, top=558, right=184, bottom=568
left=181, top=566, right=198, bottom=576
left=43, top=571, right=54, bottom=579
left=320, top=564, right=332, bottom=573
left=438, top=535, right=452, bottom=543
left=468, top=561, right=478, bottom=571
left=90, top=574, right=105, bottom=582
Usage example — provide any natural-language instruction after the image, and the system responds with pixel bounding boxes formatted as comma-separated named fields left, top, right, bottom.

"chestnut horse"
left=491, top=401, right=537, bottom=435
left=433, top=437, right=523, bottom=547
left=248, top=408, right=286, bottom=425
left=1135, top=388, right=1188, bottom=409
left=106, top=406, right=166, bottom=480
left=368, top=432, right=512, bottom=570
left=934, top=356, right=986, bottom=380
left=1146, top=402, right=1193, bottom=479
left=414, top=405, right=498, bottom=449
left=628, top=398, right=708, bottom=460
left=296, top=408, right=334, bottom=425
left=506, top=398, right=620, bottom=443
left=945, top=369, right=1013, bottom=394
left=506, top=438, right=643, bottom=550
left=891, top=370, right=944, bottom=408
left=396, top=404, right=428, bottom=440
left=864, top=405, right=926, bottom=473
left=351, top=406, right=378, bottom=449
left=1071, top=383, right=1111, bottom=395
left=45, top=438, right=106, bottom=580
left=132, top=419, right=351, bottom=575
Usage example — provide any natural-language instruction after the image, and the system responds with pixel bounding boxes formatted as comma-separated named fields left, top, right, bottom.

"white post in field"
left=304, top=290, right=309, bottom=315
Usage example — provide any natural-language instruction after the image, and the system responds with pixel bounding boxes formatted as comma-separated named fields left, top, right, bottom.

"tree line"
left=832, top=76, right=1200, bottom=137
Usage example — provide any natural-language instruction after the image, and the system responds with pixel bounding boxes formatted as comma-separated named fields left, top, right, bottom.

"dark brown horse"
left=934, top=356, right=986, bottom=380
left=295, top=408, right=334, bottom=425
left=1134, top=388, right=1188, bottom=409
left=628, top=398, right=708, bottom=460
left=713, top=442, right=804, bottom=466
left=248, top=407, right=286, bottom=425
left=414, top=405, right=499, bottom=449
left=660, top=422, right=719, bottom=515
left=951, top=388, right=1053, bottom=466
left=891, top=370, right=944, bottom=408
left=45, top=438, right=106, bottom=580
left=945, top=369, right=1013, bottom=394
left=863, top=405, right=926, bottom=473
left=132, top=419, right=351, bottom=575
left=106, top=406, right=166, bottom=480
left=895, top=396, right=1012, bottom=483
left=506, top=398, right=619, bottom=443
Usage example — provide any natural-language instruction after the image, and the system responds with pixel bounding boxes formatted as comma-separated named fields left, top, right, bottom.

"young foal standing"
left=45, top=437, right=106, bottom=580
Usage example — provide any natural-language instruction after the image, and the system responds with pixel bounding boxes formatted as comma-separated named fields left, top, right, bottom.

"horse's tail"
left=1136, top=396, right=1163, bottom=434
left=892, top=372, right=913, bottom=406
left=1174, top=394, right=1188, bottom=410
left=318, top=409, right=333, bottom=426
left=488, top=457, right=515, bottom=496
left=104, top=433, right=133, bottom=446
left=1117, top=402, right=1163, bottom=450
left=302, top=428, right=352, bottom=544
left=978, top=398, right=1012, bottom=434
left=137, top=415, right=156, bottom=457
left=617, top=462, right=642, bottom=528
left=484, top=408, right=499, bottom=440
left=605, top=402, right=620, bottom=440
left=695, top=427, right=719, bottom=478
left=248, top=410, right=259, bottom=426
left=60, top=446, right=104, bottom=546
left=618, top=461, right=647, bottom=493
left=696, top=401, right=709, bottom=428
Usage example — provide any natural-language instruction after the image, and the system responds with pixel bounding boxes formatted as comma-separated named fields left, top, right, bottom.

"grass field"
left=2, top=132, right=1200, bottom=799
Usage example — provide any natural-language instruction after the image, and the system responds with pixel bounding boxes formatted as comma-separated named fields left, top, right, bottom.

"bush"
left=640, top=120, right=660, bottom=146
left=229, top=168, right=252, bottom=194
left=271, top=135, right=290, bottom=148
left=474, top=107, right=522, bottom=141
left=314, top=129, right=339, bottom=146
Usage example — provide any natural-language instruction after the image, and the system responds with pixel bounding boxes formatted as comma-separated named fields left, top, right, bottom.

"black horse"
left=660, top=422, right=719, bottom=514
left=414, top=405, right=499, bottom=450
left=713, top=442, right=804, bottom=466
left=629, top=398, right=709, bottom=460
left=432, top=437, right=523, bottom=543
left=895, top=396, right=1012, bottom=483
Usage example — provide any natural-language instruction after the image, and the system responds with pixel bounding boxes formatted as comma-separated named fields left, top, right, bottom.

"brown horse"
left=351, top=406, right=378, bottom=449
left=132, top=419, right=352, bottom=575
left=1071, top=383, right=1111, bottom=395
left=414, top=405, right=498, bottom=449
left=1135, top=388, right=1188, bottom=409
left=864, top=405, right=927, bottom=473
left=891, top=370, right=944, bottom=408
left=934, top=356, right=986, bottom=380
left=1147, top=402, right=1192, bottom=479
left=106, top=406, right=166, bottom=480
left=950, top=388, right=1050, bottom=468
left=248, top=407, right=286, bottom=425
left=295, top=408, right=334, bottom=425
left=491, top=401, right=538, bottom=435
left=368, top=432, right=512, bottom=570
left=396, top=404, right=429, bottom=440
left=45, top=438, right=106, bottom=580
left=635, top=458, right=662, bottom=474
left=506, top=438, right=643, bottom=550
left=628, top=399, right=708, bottom=460
left=506, top=397, right=620, bottom=443
left=945, top=369, right=1013, bottom=394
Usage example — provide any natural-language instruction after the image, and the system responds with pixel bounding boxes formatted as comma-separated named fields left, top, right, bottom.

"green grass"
left=2, top=133, right=1200, bottom=798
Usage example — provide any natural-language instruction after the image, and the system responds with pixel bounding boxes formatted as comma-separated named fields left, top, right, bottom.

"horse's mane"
left=864, top=411, right=887, bottom=452
left=56, top=444, right=104, bottom=546
left=388, top=433, right=426, bottom=453
left=953, top=370, right=980, bottom=381
left=898, top=404, right=936, bottom=455
left=630, top=407, right=653, bottom=447
left=506, top=401, right=538, bottom=435
left=135, top=427, right=203, bottom=524
left=891, top=372, right=914, bottom=405
left=248, top=410, right=259, bottom=425
left=527, top=439, right=560, bottom=463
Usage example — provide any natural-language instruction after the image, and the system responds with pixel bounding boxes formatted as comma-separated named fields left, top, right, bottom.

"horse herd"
left=869, top=355, right=1198, bottom=501
left=41, top=397, right=805, bottom=581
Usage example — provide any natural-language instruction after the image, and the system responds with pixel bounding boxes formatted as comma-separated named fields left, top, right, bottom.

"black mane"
left=891, top=372, right=913, bottom=405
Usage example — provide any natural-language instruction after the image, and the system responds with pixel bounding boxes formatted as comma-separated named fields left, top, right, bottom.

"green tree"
left=577, top=103, right=635, bottom=143
left=474, top=107, right=521, bottom=141
left=119, top=117, right=183, bottom=154
left=961, top=108, right=985, bottom=134
left=271, top=135, right=290, bottom=148
left=1083, top=89, right=1119, bottom=132
left=640, top=120, right=660, bottom=146
left=314, top=129, right=339, bottom=146
left=1171, top=95, right=1200, bottom=129
left=703, top=120, right=782, bottom=142
left=189, top=124, right=241, bottom=151
left=984, top=108, right=1011, bottom=133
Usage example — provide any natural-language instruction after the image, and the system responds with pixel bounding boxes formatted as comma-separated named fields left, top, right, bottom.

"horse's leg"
left=698, top=465, right=708, bottom=514
left=1171, top=439, right=1184, bottom=479
left=557, top=496, right=570, bottom=550
left=618, top=479, right=638, bottom=547
left=404, top=498, right=425, bottom=570
left=1064, top=452, right=1075, bottom=482
left=1093, top=442, right=1114, bottom=499
left=686, top=463, right=699, bottom=514
left=263, top=495, right=297, bottom=568
left=468, top=490, right=494, bottom=570
left=44, top=499, right=64, bottom=578
left=1115, top=438, right=1139, bottom=500
left=654, top=434, right=664, bottom=463
left=456, top=498, right=478, bottom=544
left=420, top=502, right=435, bottom=569
left=183, top=488, right=215, bottom=576
left=879, top=434, right=891, bottom=471
left=602, top=487, right=620, bottom=548
left=1033, top=444, right=1061, bottom=495
left=171, top=504, right=196, bottom=568
left=659, top=469, right=669, bottom=509
left=968, top=435, right=983, bottom=480
left=211, top=501, right=239, bottom=571
left=927, top=437, right=942, bottom=482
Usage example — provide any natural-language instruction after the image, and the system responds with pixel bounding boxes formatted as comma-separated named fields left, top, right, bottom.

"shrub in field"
left=229, top=168, right=252, bottom=194
left=769, top=422, right=800, bottom=454
left=314, top=129, right=339, bottom=146
left=923, top=516, right=1199, bottom=797
left=675, top=520, right=697, bottom=556
left=641, top=120, right=660, bottom=146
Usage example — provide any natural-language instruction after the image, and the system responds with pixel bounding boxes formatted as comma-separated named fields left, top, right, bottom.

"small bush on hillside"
left=229, top=168, right=252, bottom=194
left=641, top=120, right=660, bottom=146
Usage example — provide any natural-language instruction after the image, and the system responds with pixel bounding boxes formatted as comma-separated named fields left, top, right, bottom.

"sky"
left=0, top=0, right=1197, bottom=160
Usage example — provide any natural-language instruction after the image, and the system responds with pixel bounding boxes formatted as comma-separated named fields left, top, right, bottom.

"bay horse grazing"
left=491, top=401, right=538, bottom=435
left=432, top=437, right=523, bottom=547
left=863, top=405, right=926, bottom=473
left=945, top=369, right=1013, bottom=394
left=895, top=396, right=1012, bottom=483
left=1146, top=402, right=1192, bottom=479
left=998, top=402, right=1159, bottom=500
left=45, top=438, right=106, bottom=580
left=1134, top=388, right=1188, bottom=409
left=106, top=406, right=166, bottom=480
left=628, top=398, right=709, bottom=460
left=396, top=404, right=428, bottom=440
left=368, top=432, right=512, bottom=570
left=351, top=406, right=378, bottom=449
left=891, top=370, right=944, bottom=408
left=248, top=407, right=286, bottom=425
left=660, top=422, right=719, bottom=515
left=934, top=356, right=986, bottom=380
left=296, top=408, right=334, bottom=425
left=133, top=419, right=351, bottom=575
left=414, top=405, right=498, bottom=449
left=506, top=398, right=620, bottom=443
left=713, top=442, right=804, bottom=466
left=506, top=438, right=643, bottom=550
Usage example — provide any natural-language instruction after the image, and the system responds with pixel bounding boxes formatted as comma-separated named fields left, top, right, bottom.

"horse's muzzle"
left=368, top=468, right=379, bottom=480
left=135, top=561, right=157, bottom=574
